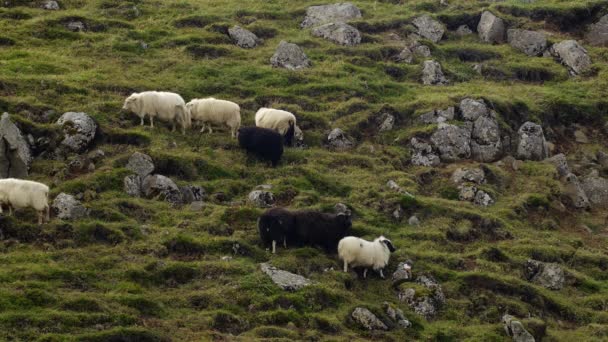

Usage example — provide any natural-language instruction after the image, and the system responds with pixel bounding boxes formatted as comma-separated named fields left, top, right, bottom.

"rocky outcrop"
left=301, top=2, right=361, bottom=28
left=585, top=14, right=608, bottom=46
left=503, top=314, right=536, bottom=342
left=383, top=302, right=411, bottom=329
left=477, top=11, right=506, bottom=44
left=56, top=112, right=97, bottom=153
left=327, top=128, right=354, bottom=150
left=260, top=263, right=311, bottom=291
left=126, top=152, right=154, bottom=178
left=248, top=190, right=275, bottom=208
left=507, top=29, right=547, bottom=56
left=395, top=41, right=431, bottom=64
left=270, top=41, right=311, bottom=70
left=421, top=60, right=448, bottom=85
left=412, top=15, right=445, bottom=43
left=0, top=113, right=32, bottom=179
left=351, top=307, right=388, bottom=331
left=410, top=138, right=440, bottom=166
left=228, top=26, right=260, bottom=48
left=516, top=122, right=548, bottom=161
left=430, top=124, right=471, bottom=162
left=311, top=22, right=361, bottom=46
left=52, top=193, right=88, bottom=220
left=550, top=40, right=592, bottom=75
left=524, top=259, right=565, bottom=290
left=470, top=111, right=503, bottom=162
left=398, top=275, right=445, bottom=320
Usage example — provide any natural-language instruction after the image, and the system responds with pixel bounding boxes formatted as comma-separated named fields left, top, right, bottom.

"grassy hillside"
left=1, top=0, right=608, bottom=340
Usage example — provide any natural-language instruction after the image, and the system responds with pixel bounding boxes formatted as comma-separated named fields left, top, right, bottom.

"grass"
left=0, top=0, right=607, bottom=340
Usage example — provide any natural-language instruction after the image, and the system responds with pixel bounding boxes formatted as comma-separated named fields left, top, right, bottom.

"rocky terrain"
left=1, top=0, right=608, bottom=340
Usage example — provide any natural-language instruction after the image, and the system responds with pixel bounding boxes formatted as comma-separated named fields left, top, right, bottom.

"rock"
left=311, top=22, right=361, bottom=46
left=88, top=149, right=105, bottom=163
left=327, top=128, right=354, bottom=150
left=471, top=112, right=503, bottom=162
left=545, top=153, right=570, bottom=177
left=248, top=190, right=275, bottom=208
left=228, top=25, right=260, bottom=48
left=421, top=60, right=448, bottom=85
left=301, top=2, right=361, bottom=28
left=477, top=11, right=506, bottom=44
left=270, top=41, right=311, bottom=70
left=52, top=193, right=88, bottom=220
left=581, top=175, right=608, bottom=208
left=392, top=261, right=413, bottom=286
left=124, top=175, right=142, bottom=197
left=503, top=315, right=536, bottom=342
left=459, top=184, right=477, bottom=202
left=377, top=113, right=395, bottom=132
left=0, top=113, right=32, bottom=179
left=141, top=174, right=182, bottom=205
left=516, top=122, right=548, bottom=161
left=392, top=206, right=404, bottom=221
left=56, top=112, right=97, bottom=153
left=398, top=275, right=445, bottom=320
left=430, top=124, right=471, bottom=162
left=412, top=15, right=445, bottom=43
left=455, top=25, right=473, bottom=36
left=65, top=21, right=86, bottom=32
left=411, top=138, right=440, bottom=166
left=507, top=29, right=547, bottom=56
left=334, top=203, right=351, bottom=216
left=412, top=44, right=431, bottom=58
left=474, top=190, right=494, bottom=206
left=574, top=129, right=589, bottom=143
left=586, top=14, right=608, bottom=46
left=180, top=185, right=206, bottom=204
left=550, top=40, right=591, bottom=75
left=451, top=167, right=485, bottom=184
left=41, top=0, right=59, bottom=10
left=561, top=173, right=590, bottom=209
left=408, top=216, right=420, bottom=226
left=418, top=107, right=455, bottom=124
left=126, top=152, right=154, bottom=178
left=383, top=302, right=411, bottom=329
left=395, top=47, right=414, bottom=64
left=597, top=151, right=608, bottom=169
left=524, top=259, right=565, bottom=290
left=260, top=263, right=311, bottom=291
left=351, top=307, right=388, bottom=331
left=459, top=98, right=489, bottom=121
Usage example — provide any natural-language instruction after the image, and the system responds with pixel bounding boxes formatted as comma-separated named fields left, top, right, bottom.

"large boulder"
left=477, top=11, right=506, bottom=44
left=351, top=307, right=388, bottom=331
left=270, top=41, right=311, bottom=70
left=228, top=26, right=260, bottom=48
left=301, top=2, right=361, bottom=28
left=248, top=190, right=275, bottom=208
left=56, top=112, right=97, bottom=153
left=561, top=173, right=590, bottom=209
left=141, top=174, right=182, bottom=205
left=550, top=40, right=591, bottom=75
left=516, top=122, right=548, bottom=161
left=260, top=263, right=311, bottom=291
left=412, top=15, right=445, bottom=43
left=126, top=152, right=154, bottom=178
left=524, top=259, right=565, bottom=290
left=52, top=193, right=88, bottom=220
left=327, top=128, right=354, bottom=150
left=430, top=124, right=471, bottom=162
left=421, top=60, right=448, bottom=85
left=410, top=138, right=440, bottom=166
left=460, top=98, right=489, bottom=121
left=581, top=174, right=608, bottom=208
left=311, top=22, right=361, bottom=46
left=507, top=29, right=547, bottom=56
left=585, top=14, right=608, bottom=46
left=0, top=113, right=32, bottom=179
left=471, top=112, right=503, bottom=162
left=503, top=315, right=536, bottom=342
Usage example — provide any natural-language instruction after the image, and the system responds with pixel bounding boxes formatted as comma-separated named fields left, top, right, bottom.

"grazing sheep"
left=186, top=98, right=241, bottom=138
left=338, top=236, right=396, bottom=278
left=122, top=91, right=191, bottom=134
left=255, top=108, right=297, bottom=147
left=258, top=207, right=294, bottom=253
left=0, top=178, right=50, bottom=225
left=238, top=126, right=284, bottom=167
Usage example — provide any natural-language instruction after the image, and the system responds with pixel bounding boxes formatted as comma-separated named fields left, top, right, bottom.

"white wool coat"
left=338, top=236, right=391, bottom=271
left=255, top=108, right=296, bottom=136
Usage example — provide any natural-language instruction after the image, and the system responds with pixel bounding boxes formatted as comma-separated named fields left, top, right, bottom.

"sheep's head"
left=122, top=93, right=138, bottom=111
left=379, top=236, right=396, bottom=253
left=336, top=213, right=352, bottom=231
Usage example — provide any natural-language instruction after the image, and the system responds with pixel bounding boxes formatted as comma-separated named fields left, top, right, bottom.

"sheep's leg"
left=379, top=269, right=385, bottom=279
left=208, top=126, right=213, bottom=134
left=45, top=205, right=50, bottom=222
left=343, top=261, right=348, bottom=273
left=37, top=211, right=43, bottom=225
left=272, top=240, right=276, bottom=254
left=283, top=237, right=287, bottom=248
left=172, top=122, right=176, bottom=132
left=150, top=116, right=154, bottom=128
left=8, top=205, right=12, bottom=216
left=140, top=116, right=144, bottom=126
left=363, top=269, right=368, bottom=278
left=200, top=123, right=206, bottom=133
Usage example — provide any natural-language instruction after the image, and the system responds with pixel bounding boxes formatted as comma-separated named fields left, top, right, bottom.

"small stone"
left=351, top=307, right=388, bottom=331
left=524, top=259, right=565, bottom=290
left=52, top=193, right=88, bottom=220
left=421, top=60, right=449, bottom=85
left=228, top=25, right=260, bottom=48
left=516, top=122, right=549, bottom=161
left=248, top=190, right=274, bottom=208
left=408, top=216, right=420, bottom=226
left=392, top=261, right=413, bottom=287
left=311, top=22, right=361, bottom=46
left=412, top=15, right=445, bottom=43
left=124, top=175, right=142, bottom=197
left=451, top=167, right=486, bottom=184
left=574, top=129, right=589, bottom=143
left=301, top=3, right=362, bottom=28
left=473, top=190, right=494, bottom=206
left=459, top=184, right=477, bottom=202
left=260, top=263, right=311, bottom=291
left=41, top=0, right=59, bottom=10
left=327, top=128, right=354, bottom=150
left=270, top=41, right=311, bottom=70
left=334, top=203, right=351, bottom=216
left=455, top=25, right=473, bottom=36
left=411, top=138, right=440, bottom=166
left=503, top=314, right=536, bottom=342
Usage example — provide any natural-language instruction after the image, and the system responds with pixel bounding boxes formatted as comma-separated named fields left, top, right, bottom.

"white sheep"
left=255, top=108, right=298, bottom=146
left=0, top=178, right=50, bottom=225
left=338, top=236, right=396, bottom=278
left=122, top=91, right=191, bottom=134
left=185, top=98, right=241, bottom=138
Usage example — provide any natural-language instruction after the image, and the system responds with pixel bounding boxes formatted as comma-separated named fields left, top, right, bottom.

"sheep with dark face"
left=258, top=207, right=294, bottom=253
left=338, top=236, right=396, bottom=278
left=238, top=126, right=284, bottom=167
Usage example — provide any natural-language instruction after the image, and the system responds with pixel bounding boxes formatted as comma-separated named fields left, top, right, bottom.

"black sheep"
left=238, top=126, right=284, bottom=167
left=284, top=121, right=295, bottom=147
left=258, top=207, right=294, bottom=254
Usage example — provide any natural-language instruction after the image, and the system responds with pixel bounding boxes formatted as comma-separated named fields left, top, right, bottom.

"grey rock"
left=248, top=190, right=274, bottom=208
left=124, top=175, right=142, bottom=197
left=384, top=302, right=411, bottom=329
left=377, top=113, right=395, bottom=132
left=398, top=275, right=444, bottom=320
left=562, top=173, right=590, bottom=209
left=228, top=25, right=260, bottom=48
left=574, top=129, right=589, bottom=143
left=597, top=151, right=608, bottom=169
left=455, top=25, right=473, bottom=36
left=503, top=314, right=536, bottom=342
left=474, top=190, right=494, bottom=206
left=412, top=15, right=445, bottom=43
left=546, top=153, right=570, bottom=177
left=180, top=185, right=206, bottom=204
left=56, top=112, right=97, bottom=153
left=395, top=47, right=413, bottom=63
left=88, top=149, right=105, bottom=163
left=334, top=203, right=351, bottom=216
left=66, top=21, right=86, bottom=32
left=0, top=113, right=32, bottom=178
left=460, top=98, right=489, bottom=121
left=327, top=128, right=354, bottom=150
left=301, top=2, right=361, bottom=28
left=581, top=175, right=608, bottom=208
left=524, top=259, right=565, bottom=290
left=408, top=215, right=420, bottom=226
left=550, top=40, right=591, bottom=75
left=516, top=122, right=548, bottom=161
left=507, top=29, right=547, bottom=56
left=418, top=107, right=455, bottom=124
left=412, top=44, right=431, bottom=58
left=141, top=174, right=182, bottom=205
left=477, top=11, right=506, bottom=44
left=311, top=22, right=361, bottom=46
left=430, top=124, right=471, bottom=162
left=586, top=14, right=608, bottom=46
left=260, top=263, right=311, bottom=291
left=126, top=152, right=154, bottom=178
left=392, top=261, right=413, bottom=286
left=451, top=167, right=485, bottom=184
left=351, top=307, right=388, bottom=331
left=41, top=0, right=59, bottom=10
left=411, top=138, right=440, bottom=166
left=270, top=41, right=311, bottom=70
left=471, top=112, right=502, bottom=162
left=459, top=184, right=477, bottom=202
left=421, top=60, right=448, bottom=85
left=52, top=193, right=88, bottom=220
left=392, top=206, right=404, bottom=221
